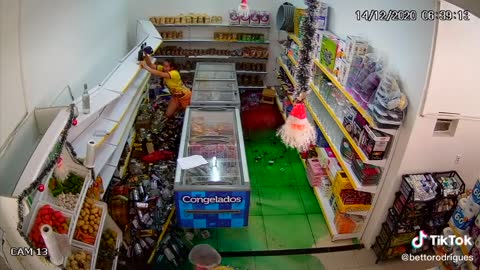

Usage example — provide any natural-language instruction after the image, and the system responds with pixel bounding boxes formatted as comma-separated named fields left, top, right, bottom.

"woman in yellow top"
left=140, top=55, right=192, bottom=118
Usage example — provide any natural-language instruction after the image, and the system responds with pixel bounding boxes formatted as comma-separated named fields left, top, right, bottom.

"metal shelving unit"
left=276, top=33, right=404, bottom=242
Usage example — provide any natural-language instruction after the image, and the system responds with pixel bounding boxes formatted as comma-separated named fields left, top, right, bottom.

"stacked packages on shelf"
left=229, top=9, right=270, bottom=26
left=316, top=29, right=408, bottom=129
left=150, top=13, right=223, bottom=25
left=155, top=46, right=269, bottom=59
left=373, top=171, right=465, bottom=264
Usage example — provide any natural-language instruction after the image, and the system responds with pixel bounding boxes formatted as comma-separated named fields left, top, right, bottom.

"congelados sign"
left=182, top=195, right=242, bottom=205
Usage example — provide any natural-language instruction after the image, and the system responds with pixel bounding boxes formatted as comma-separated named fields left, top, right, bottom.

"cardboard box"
left=345, top=36, right=369, bottom=63
left=359, top=126, right=391, bottom=160
left=320, top=33, right=339, bottom=71
left=294, top=8, right=307, bottom=37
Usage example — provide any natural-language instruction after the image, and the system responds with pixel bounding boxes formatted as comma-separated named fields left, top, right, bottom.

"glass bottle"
left=82, top=83, right=90, bottom=114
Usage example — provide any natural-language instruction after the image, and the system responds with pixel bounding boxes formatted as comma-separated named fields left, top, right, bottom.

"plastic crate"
left=386, top=208, right=422, bottom=234
left=72, top=200, right=108, bottom=260
left=401, top=173, right=438, bottom=202
left=392, top=192, right=430, bottom=219
left=64, top=243, right=96, bottom=270
left=42, top=163, right=91, bottom=215
left=378, top=223, right=417, bottom=247
left=432, top=171, right=465, bottom=198
left=96, top=214, right=123, bottom=270
left=25, top=201, right=74, bottom=248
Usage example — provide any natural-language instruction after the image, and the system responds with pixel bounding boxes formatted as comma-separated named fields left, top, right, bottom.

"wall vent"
left=433, top=119, right=458, bottom=137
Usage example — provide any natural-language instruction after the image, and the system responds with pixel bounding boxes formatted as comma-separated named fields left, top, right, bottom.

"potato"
left=93, top=225, right=98, bottom=230
left=81, top=225, right=88, bottom=230
left=89, top=215, right=95, bottom=221
left=80, top=210, right=85, bottom=217
left=91, top=208, right=98, bottom=214
left=84, top=209, right=90, bottom=215
left=88, top=228, right=93, bottom=234
left=77, top=220, right=84, bottom=226
left=86, top=198, right=94, bottom=205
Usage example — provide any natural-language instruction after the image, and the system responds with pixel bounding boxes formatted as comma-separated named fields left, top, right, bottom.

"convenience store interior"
left=1, top=0, right=480, bottom=270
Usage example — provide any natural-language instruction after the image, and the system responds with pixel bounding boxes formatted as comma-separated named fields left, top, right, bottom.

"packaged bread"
left=149, top=17, right=156, bottom=24
left=205, top=16, right=212, bottom=24
left=159, top=16, right=165, bottom=24
left=174, top=16, right=181, bottom=24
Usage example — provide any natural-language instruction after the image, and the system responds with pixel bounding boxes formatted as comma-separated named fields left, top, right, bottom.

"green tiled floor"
left=191, top=130, right=334, bottom=269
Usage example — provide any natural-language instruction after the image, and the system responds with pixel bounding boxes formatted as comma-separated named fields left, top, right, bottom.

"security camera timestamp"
left=355, top=9, right=471, bottom=22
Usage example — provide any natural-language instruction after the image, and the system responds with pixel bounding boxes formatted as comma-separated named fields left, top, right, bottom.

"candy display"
left=150, top=14, right=222, bottom=25
left=29, top=204, right=70, bottom=248
left=65, top=249, right=93, bottom=270
left=351, top=158, right=382, bottom=186
left=306, top=158, right=329, bottom=187
left=214, top=32, right=265, bottom=42
left=155, top=46, right=269, bottom=59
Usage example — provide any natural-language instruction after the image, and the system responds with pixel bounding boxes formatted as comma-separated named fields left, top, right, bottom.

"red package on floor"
left=141, top=150, right=175, bottom=163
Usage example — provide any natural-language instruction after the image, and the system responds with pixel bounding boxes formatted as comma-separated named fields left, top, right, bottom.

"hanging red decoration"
left=72, top=119, right=78, bottom=126
left=38, top=184, right=45, bottom=192
left=277, top=102, right=316, bottom=152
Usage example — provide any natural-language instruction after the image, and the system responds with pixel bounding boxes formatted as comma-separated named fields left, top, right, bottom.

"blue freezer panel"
left=175, top=190, right=250, bottom=228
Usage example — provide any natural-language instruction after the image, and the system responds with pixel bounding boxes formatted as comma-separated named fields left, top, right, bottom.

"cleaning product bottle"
left=82, top=83, right=90, bottom=114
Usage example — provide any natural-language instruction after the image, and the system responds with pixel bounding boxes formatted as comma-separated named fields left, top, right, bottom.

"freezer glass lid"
left=195, top=70, right=236, bottom=80
left=192, top=91, right=238, bottom=102
left=181, top=109, right=244, bottom=186
left=193, top=80, right=238, bottom=91
left=195, top=63, right=235, bottom=71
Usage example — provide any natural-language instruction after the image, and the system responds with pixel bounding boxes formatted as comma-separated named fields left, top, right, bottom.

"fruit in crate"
left=86, top=176, right=104, bottom=200
left=48, top=173, right=84, bottom=197
left=95, top=229, right=118, bottom=269
left=29, top=205, right=69, bottom=248
left=74, top=198, right=102, bottom=245
left=66, top=250, right=92, bottom=270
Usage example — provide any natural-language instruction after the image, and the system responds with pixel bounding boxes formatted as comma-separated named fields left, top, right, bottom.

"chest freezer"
left=192, top=80, right=239, bottom=92
left=194, top=62, right=237, bottom=81
left=191, top=90, right=240, bottom=107
left=174, top=107, right=250, bottom=228
left=195, top=62, right=236, bottom=71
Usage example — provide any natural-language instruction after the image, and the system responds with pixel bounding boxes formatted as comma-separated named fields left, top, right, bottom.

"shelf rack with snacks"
left=155, top=18, right=271, bottom=90
left=276, top=33, right=403, bottom=242
left=154, top=23, right=271, bottom=28
left=13, top=20, right=158, bottom=270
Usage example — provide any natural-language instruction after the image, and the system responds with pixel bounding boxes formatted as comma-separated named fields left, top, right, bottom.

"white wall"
left=20, top=0, right=130, bottom=109
left=0, top=0, right=28, bottom=149
left=0, top=0, right=130, bottom=194
left=126, top=0, right=307, bottom=86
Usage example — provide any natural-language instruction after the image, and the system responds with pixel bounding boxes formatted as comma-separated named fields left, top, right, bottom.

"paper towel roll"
left=40, top=224, right=63, bottom=266
left=84, top=140, right=96, bottom=168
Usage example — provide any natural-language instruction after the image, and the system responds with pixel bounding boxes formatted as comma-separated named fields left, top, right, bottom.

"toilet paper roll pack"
left=449, top=204, right=475, bottom=233
left=471, top=214, right=480, bottom=240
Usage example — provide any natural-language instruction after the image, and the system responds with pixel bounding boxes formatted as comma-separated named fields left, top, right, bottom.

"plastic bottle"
left=82, top=83, right=90, bottom=114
